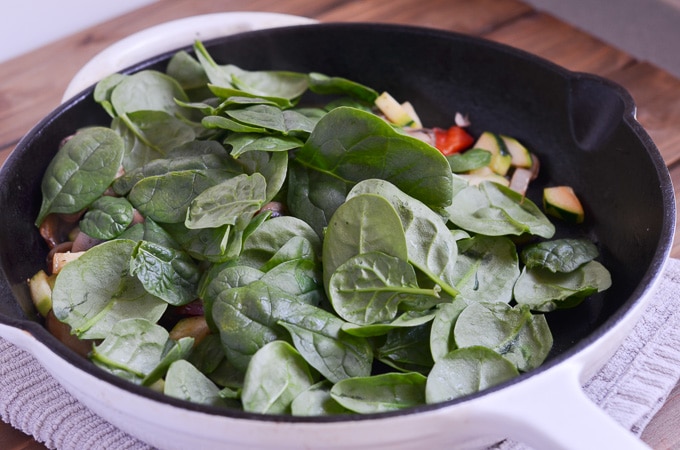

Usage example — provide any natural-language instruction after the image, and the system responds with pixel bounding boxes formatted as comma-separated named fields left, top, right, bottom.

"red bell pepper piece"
left=434, top=126, right=474, bottom=156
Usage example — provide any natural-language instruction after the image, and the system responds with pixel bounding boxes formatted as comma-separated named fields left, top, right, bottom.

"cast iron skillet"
left=0, top=23, right=675, bottom=449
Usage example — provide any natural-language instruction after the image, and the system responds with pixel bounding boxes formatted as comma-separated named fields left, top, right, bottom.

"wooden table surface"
left=1, top=0, right=679, bottom=448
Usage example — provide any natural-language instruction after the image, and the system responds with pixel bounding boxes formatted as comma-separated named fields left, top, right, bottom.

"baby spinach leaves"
left=521, top=238, right=599, bottom=273
left=514, top=260, right=612, bottom=312
left=425, top=346, right=519, bottom=403
left=36, top=127, right=124, bottom=226
left=130, top=241, right=200, bottom=306
left=39, top=41, right=614, bottom=417
left=293, top=107, right=453, bottom=217
left=330, top=372, right=427, bottom=413
left=52, top=240, right=167, bottom=339
left=446, top=180, right=555, bottom=238
left=241, top=341, right=314, bottom=414
left=79, top=196, right=134, bottom=240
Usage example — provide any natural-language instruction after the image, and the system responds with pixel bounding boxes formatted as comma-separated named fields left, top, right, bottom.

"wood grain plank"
left=641, top=380, right=680, bottom=449
left=317, top=0, right=533, bottom=34
left=482, top=12, right=634, bottom=75
left=608, top=62, right=680, bottom=167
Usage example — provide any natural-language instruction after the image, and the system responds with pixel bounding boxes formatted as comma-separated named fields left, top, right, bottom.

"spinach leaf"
left=322, top=193, right=408, bottom=289
left=341, top=310, right=436, bottom=337
left=521, top=238, right=599, bottom=273
left=79, top=196, right=134, bottom=240
left=201, top=264, right=264, bottom=331
left=241, top=216, right=321, bottom=268
left=330, top=372, right=427, bottom=413
left=425, top=346, right=518, bottom=403
left=278, top=313, right=373, bottom=383
left=119, top=217, right=179, bottom=249
left=162, top=222, right=231, bottom=262
left=51, top=240, right=167, bottom=339
left=454, top=302, right=552, bottom=371
left=307, top=72, right=379, bottom=103
left=347, top=179, right=459, bottom=297
left=294, top=107, right=453, bottom=211
left=129, top=240, right=201, bottom=306
left=260, top=258, right=323, bottom=306
left=109, top=70, right=189, bottom=117
left=286, top=160, right=347, bottom=237
left=328, top=251, right=440, bottom=325
left=225, top=105, right=318, bottom=136
left=185, top=173, right=267, bottom=229
left=451, top=235, right=519, bottom=304
left=291, top=381, right=351, bottom=416
left=377, top=323, right=434, bottom=374
left=113, top=152, right=239, bottom=195
left=224, top=133, right=303, bottom=158
left=202, top=115, right=268, bottom=134
left=446, top=148, right=491, bottom=173
left=166, top=50, right=210, bottom=92
left=211, top=282, right=288, bottom=370
left=429, top=298, right=468, bottom=362
left=513, top=260, right=612, bottom=312
left=94, top=73, right=126, bottom=117
left=193, top=40, right=307, bottom=103
left=258, top=235, right=317, bottom=273
left=165, top=359, right=234, bottom=408
left=36, top=127, right=125, bottom=226
left=213, top=281, right=373, bottom=381
left=91, top=318, right=172, bottom=381
left=119, top=110, right=196, bottom=156
left=446, top=181, right=555, bottom=238
left=241, top=341, right=314, bottom=414
left=143, top=336, right=195, bottom=386
left=237, top=149, right=288, bottom=204
left=128, top=169, right=228, bottom=223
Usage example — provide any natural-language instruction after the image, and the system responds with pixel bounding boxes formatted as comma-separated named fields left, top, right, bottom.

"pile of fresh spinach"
left=36, top=40, right=612, bottom=415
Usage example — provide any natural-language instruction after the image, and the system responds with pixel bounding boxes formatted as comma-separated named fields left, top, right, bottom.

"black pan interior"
left=0, top=23, right=674, bottom=420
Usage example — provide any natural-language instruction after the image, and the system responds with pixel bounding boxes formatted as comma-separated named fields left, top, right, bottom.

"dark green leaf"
left=51, top=239, right=167, bottom=339
left=241, top=341, right=314, bottom=414
left=521, top=238, right=599, bottom=273
left=425, top=346, right=518, bottom=402
left=79, top=196, right=134, bottom=240
left=36, top=127, right=125, bottom=226
left=330, top=372, right=427, bottom=413
left=446, top=148, right=492, bottom=173
left=130, top=240, right=201, bottom=306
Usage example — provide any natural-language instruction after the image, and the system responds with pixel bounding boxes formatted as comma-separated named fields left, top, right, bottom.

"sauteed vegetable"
left=28, top=40, right=611, bottom=415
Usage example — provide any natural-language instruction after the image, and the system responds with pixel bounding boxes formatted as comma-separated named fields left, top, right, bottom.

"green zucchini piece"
left=502, top=135, right=533, bottom=168
left=543, top=186, right=584, bottom=223
left=374, top=92, right=416, bottom=127
left=473, top=131, right=512, bottom=176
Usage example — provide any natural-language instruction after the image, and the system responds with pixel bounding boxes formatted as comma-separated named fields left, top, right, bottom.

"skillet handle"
left=466, top=360, right=650, bottom=449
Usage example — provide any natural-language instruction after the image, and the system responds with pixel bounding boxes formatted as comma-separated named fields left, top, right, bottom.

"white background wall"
left=1, top=0, right=157, bottom=63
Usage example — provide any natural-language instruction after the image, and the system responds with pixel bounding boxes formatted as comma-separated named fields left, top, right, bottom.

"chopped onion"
left=455, top=112, right=471, bottom=127
left=509, top=167, right=533, bottom=196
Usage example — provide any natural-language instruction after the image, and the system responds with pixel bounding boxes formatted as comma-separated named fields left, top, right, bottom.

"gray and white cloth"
left=2, top=258, right=680, bottom=450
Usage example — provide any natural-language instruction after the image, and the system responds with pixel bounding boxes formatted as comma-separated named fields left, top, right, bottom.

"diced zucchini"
left=375, top=92, right=417, bottom=127
left=473, top=131, right=512, bottom=176
left=501, top=135, right=533, bottom=168
left=28, top=270, right=54, bottom=317
left=543, top=186, right=584, bottom=223
left=399, top=101, right=423, bottom=128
